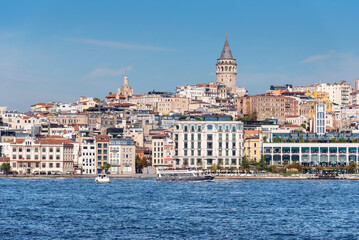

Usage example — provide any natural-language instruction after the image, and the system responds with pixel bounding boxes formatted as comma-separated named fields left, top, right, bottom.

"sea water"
left=0, top=178, right=358, bottom=239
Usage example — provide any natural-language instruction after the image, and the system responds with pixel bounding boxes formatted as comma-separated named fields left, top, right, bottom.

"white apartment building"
left=295, top=81, right=352, bottom=105
left=316, top=81, right=352, bottom=105
left=173, top=121, right=244, bottom=169
left=7, top=137, right=74, bottom=174
left=109, top=138, right=136, bottom=174
left=79, top=139, right=96, bottom=174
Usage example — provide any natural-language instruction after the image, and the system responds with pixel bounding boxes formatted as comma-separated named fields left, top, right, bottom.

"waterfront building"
left=95, top=135, right=109, bottom=172
left=151, top=134, right=173, bottom=167
left=79, top=138, right=96, bottom=174
left=8, top=137, right=74, bottom=174
left=173, top=120, right=244, bottom=169
left=109, top=138, right=136, bottom=174
left=263, top=142, right=359, bottom=166
left=244, top=136, right=261, bottom=162
left=216, top=34, right=237, bottom=93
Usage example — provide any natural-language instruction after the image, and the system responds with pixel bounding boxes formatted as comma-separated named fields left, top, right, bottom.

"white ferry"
left=156, top=169, right=214, bottom=182
left=95, top=174, right=111, bottom=184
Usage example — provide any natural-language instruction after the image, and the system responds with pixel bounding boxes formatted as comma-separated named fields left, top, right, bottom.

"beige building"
left=216, top=34, right=237, bottom=93
left=156, top=97, right=190, bottom=114
left=8, top=137, right=74, bottom=174
left=48, top=113, right=88, bottom=126
left=109, top=138, right=136, bottom=174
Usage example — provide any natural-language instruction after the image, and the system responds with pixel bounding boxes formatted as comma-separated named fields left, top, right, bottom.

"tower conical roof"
left=219, top=34, right=234, bottom=60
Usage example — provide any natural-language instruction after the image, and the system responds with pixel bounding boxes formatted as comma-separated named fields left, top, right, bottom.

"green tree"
left=241, top=156, right=250, bottom=169
left=255, top=156, right=267, bottom=171
left=211, top=164, right=218, bottom=171
left=1, top=162, right=11, bottom=174
left=346, top=162, right=357, bottom=173
left=93, top=97, right=101, bottom=103
left=135, top=156, right=148, bottom=173
left=179, top=115, right=187, bottom=120
left=274, top=136, right=281, bottom=143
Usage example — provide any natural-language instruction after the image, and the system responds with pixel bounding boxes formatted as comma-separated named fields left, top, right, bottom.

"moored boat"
left=95, top=174, right=111, bottom=183
left=156, top=169, right=214, bottom=182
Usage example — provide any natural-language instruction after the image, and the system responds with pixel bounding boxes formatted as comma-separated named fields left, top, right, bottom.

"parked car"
left=33, top=171, right=39, bottom=175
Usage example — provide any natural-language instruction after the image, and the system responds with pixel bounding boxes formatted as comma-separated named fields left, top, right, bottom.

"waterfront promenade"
left=2, top=173, right=359, bottom=180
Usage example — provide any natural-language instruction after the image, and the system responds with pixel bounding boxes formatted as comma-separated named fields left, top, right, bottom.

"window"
left=49, top=163, right=53, bottom=168
left=36, top=163, right=39, bottom=168
left=98, top=143, right=102, bottom=148
left=56, top=163, right=60, bottom=168
left=42, top=148, right=46, bottom=152
left=103, top=143, right=107, bottom=148
left=207, top=125, right=213, bottom=130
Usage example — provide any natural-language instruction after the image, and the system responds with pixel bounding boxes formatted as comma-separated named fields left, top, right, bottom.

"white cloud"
left=68, top=38, right=176, bottom=51
left=301, top=53, right=332, bottom=64
left=301, top=51, right=335, bottom=63
left=86, top=66, right=133, bottom=78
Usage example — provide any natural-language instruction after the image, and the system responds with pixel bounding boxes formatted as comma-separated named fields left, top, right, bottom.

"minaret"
left=216, top=33, right=237, bottom=93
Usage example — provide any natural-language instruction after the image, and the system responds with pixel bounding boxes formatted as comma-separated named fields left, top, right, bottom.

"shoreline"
left=1, top=174, right=359, bottom=180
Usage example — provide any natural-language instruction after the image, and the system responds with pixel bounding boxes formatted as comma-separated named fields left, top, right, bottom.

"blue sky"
left=1, top=0, right=359, bottom=111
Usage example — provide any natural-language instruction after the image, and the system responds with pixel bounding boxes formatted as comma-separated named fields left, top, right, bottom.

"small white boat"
left=95, top=174, right=111, bottom=183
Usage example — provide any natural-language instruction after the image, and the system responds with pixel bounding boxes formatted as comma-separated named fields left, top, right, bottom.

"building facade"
left=109, top=138, right=136, bottom=174
left=263, top=142, right=359, bottom=166
left=95, top=134, right=109, bottom=172
left=173, top=121, right=244, bottom=169
left=8, top=137, right=74, bottom=174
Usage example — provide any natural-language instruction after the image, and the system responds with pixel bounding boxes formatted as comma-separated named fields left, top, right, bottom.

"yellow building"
left=300, top=100, right=333, bottom=119
left=306, top=91, right=329, bottom=102
left=244, top=137, right=261, bottom=162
